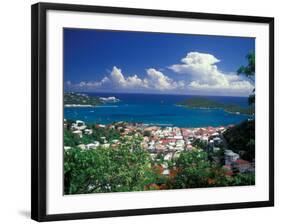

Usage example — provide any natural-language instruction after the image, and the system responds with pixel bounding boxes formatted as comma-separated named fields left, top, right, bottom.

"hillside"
left=223, top=119, right=255, bottom=161
left=177, top=97, right=254, bottom=115
left=64, top=92, right=102, bottom=106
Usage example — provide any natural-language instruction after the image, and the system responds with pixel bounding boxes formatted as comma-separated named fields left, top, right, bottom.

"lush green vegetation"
left=237, top=52, right=255, bottom=105
left=64, top=138, right=255, bottom=194
left=223, top=119, right=255, bottom=161
left=168, top=150, right=253, bottom=188
left=90, top=125, right=121, bottom=142
left=192, top=138, right=208, bottom=150
left=64, top=139, right=162, bottom=194
left=177, top=97, right=255, bottom=115
left=64, top=129, right=81, bottom=147
left=64, top=92, right=102, bottom=106
left=64, top=118, right=255, bottom=194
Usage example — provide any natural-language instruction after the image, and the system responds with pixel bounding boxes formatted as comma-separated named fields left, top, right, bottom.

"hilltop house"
left=224, top=149, right=240, bottom=165
left=71, top=120, right=86, bottom=131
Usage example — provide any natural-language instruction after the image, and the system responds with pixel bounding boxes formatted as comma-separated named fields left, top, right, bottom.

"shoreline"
left=64, top=119, right=231, bottom=130
left=64, top=103, right=253, bottom=116
left=64, top=104, right=96, bottom=107
left=175, top=104, right=254, bottom=116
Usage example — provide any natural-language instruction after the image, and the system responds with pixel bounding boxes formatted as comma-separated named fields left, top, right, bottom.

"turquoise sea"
left=64, top=93, right=253, bottom=128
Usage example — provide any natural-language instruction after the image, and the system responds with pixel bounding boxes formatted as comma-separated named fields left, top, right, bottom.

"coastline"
left=64, top=104, right=96, bottom=107
left=64, top=94, right=252, bottom=127
left=175, top=104, right=254, bottom=116
left=176, top=104, right=250, bottom=116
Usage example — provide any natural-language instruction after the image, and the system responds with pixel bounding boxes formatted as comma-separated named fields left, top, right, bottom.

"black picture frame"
left=31, top=2, right=274, bottom=222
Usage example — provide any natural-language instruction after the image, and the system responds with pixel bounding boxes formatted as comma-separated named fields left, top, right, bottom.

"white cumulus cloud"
left=169, top=52, right=254, bottom=95
left=109, top=66, right=148, bottom=89
left=146, top=68, right=180, bottom=90
left=66, top=52, right=254, bottom=96
left=66, top=66, right=181, bottom=92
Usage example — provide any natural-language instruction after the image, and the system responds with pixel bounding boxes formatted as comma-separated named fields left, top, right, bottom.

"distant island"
left=176, top=97, right=254, bottom=115
left=64, top=92, right=120, bottom=107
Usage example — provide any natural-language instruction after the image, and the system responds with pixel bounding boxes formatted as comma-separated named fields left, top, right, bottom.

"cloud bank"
left=169, top=52, right=253, bottom=94
left=67, top=66, right=183, bottom=92
left=66, top=52, right=254, bottom=96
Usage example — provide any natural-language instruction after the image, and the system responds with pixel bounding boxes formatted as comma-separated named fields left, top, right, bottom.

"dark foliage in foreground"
left=64, top=139, right=255, bottom=195
left=64, top=137, right=160, bottom=194
left=237, top=52, right=255, bottom=105
left=223, top=119, right=255, bottom=161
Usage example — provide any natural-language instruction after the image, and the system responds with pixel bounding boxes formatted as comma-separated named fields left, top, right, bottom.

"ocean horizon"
left=64, top=92, right=253, bottom=128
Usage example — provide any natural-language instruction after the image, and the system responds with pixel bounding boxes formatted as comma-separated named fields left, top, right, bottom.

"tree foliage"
left=228, top=173, right=255, bottom=186
left=170, top=150, right=211, bottom=188
left=90, top=125, right=120, bottom=142
left=168, top=150, right=229, bottom=188
left=64, top=130, right=80, bottom=147
left=237, top=52, right=255, bottom=105
left=167, top=150, right=254, bottom=189
left=223, top=120, right=255, bottom=161
left=64, top=137, right=160, bottom=194
left=192, top=139, right=208, bottom=150
left=64, top=121, right=255, bottom=194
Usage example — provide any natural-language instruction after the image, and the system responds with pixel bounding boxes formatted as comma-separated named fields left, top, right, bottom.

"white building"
left=201, top=136, right=209, bottom=143
left=84, top=129, right=93, bottom=135
left=64, top=146, right=71, bottom=150
left=100, top=136, right=107, bottom=143
left=211, top=132, right=220, bottom=137
left=72, top=120, right=87, bottom=131
left=168, top=145, right=175, bottom=150
left=209, top=139, right=214, bottom=147
left=169, top=142, right=176, bottom=146
left=86, top=141, right=100, bottom=150
left=164, top=153, right=173, bottom=161
left=150, top=153, right=157, bottom=160
left=174, top=135, right=183, bottom=140
left=148, top=145, right=155, bottom=151
left=224, top=149, right=240, bottom=165
left=72, top=130, right=82, bottom=138
left=78, top=144, right=86, bottom=150
left=162, top=169, right=170, bottom=175
left=111, top=139, right=119, bottom=144
left=175, top=146, right=184, bottom=151
left=213, top=137, right=222, bottom=145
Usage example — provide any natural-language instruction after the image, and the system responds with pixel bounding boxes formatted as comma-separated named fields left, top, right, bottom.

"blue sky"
left=64, top=28, right=255, bottom=96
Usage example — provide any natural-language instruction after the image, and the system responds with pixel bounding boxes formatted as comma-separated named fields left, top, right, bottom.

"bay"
left=64, top=92, right=252, bottom=127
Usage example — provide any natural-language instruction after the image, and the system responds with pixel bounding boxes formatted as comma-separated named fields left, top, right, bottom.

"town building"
left=224, top=149, right=240, bottom=165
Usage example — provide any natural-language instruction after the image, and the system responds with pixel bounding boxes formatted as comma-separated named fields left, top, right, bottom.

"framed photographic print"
left=31, top=2, right=274, bottom=222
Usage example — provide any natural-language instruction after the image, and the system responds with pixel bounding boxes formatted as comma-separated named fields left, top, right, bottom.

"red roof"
left=235, top=159, right=250, bottom=165
left=161, top=139, right=169, bottom=144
